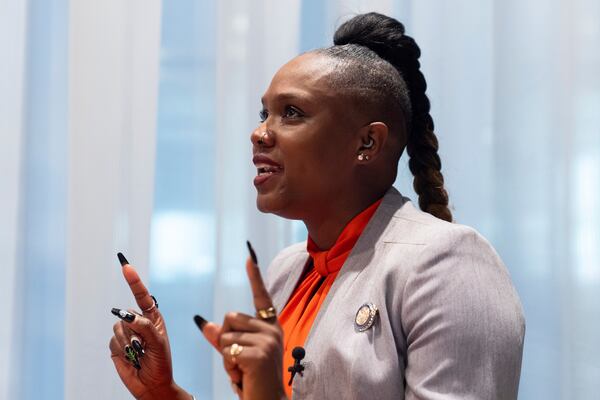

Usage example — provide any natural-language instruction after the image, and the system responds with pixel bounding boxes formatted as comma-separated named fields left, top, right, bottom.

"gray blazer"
left=266, top=188, right=525, bottom=400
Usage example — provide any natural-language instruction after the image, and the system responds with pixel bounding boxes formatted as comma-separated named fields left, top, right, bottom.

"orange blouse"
left=278, top=199, right=382, bottom=398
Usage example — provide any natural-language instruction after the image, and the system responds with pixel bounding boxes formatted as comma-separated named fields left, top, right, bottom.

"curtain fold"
left=65, top=1, right=162, bottom=399
left=2, top=0, right=68, bottom=398
left=0, top=0, right=27, bottom=398
left=0, top=1, right=162, bottom=399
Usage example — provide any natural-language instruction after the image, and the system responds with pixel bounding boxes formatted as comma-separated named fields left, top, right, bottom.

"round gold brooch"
left=354, top=302, right=378, bottom=332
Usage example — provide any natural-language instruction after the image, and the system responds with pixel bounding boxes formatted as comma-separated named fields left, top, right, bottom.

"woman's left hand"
left=219, top=258, right=287, bottom=400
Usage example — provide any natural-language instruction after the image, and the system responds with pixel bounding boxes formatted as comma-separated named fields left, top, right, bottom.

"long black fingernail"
left=111, top=308, right=135, bottom=323
left=117, top=252, right=129, bottom=266
left=125, top=346, right=141, bottom=369
left=246, top=240, right=258, bottom=265
left=132, top=340, right=145, bottom=357
left=193, top=315, right=207, bottom=331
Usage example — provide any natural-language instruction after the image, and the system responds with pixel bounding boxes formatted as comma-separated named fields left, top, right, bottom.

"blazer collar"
left=271, top=187, right=408, bottom=315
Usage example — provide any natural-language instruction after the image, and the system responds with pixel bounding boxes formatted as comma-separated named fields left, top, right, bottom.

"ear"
left=355, top=122, right=389, bottom=163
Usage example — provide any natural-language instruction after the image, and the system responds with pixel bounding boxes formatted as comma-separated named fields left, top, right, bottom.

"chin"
left=256, top=193, right=280, bottom=214
left=256, top=198, right=271, bottom=214
left=255, top=193, right=301, bottom=220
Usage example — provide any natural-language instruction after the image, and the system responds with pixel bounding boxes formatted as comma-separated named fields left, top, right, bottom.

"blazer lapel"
left=303, top=187, right=407, bottom=345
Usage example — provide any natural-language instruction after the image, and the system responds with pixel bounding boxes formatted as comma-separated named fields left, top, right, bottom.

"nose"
left=251, top=126, right=274, bottom=148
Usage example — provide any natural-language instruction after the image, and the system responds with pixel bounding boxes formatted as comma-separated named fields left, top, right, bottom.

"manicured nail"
left=131, top=339, right=145, bottom=357
left=111, top=308, right=135, bottom=323
left=193, top=315, right=207, bottom=331
left=246, top=240, right=258, bottom=265
left=117, top=252, right=129, bottom=266
left=125, top=346, right=141, bottom=369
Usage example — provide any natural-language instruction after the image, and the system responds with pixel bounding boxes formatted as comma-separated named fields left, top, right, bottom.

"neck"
left=304, top=190, right=386, bottom=250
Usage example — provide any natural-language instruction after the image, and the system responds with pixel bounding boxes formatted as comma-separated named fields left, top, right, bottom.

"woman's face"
left=252, top=53, right=366, bottom=220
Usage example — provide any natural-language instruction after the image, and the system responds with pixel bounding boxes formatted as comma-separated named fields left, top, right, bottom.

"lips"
left=253, top=154, right=283, bottom=186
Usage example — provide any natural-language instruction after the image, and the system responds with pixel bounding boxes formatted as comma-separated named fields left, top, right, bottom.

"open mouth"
left=252, top=155, right=283, bottom=186
left=257, top=165, right=283, bottom=176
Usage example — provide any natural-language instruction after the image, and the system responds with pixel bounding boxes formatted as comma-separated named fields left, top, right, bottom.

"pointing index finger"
left=118, top=253, right=156, bottom=316
left=245, top=242, right=275, bottom=318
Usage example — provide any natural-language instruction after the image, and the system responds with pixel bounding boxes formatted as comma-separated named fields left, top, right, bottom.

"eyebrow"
left=261, top=91, right=313, bottom=106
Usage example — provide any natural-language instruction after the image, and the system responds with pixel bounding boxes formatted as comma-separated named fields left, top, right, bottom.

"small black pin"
left=288, top=346, right=306, bottom=385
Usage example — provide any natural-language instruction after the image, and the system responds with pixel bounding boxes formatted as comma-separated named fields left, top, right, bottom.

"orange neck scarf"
left=278, top=199, right=382, bottom=398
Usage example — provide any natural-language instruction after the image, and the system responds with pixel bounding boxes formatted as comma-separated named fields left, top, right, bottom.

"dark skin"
left=108, top=52, right=405, bottom=399
left=109, top=263, right=197, bottom=400
left=218, top=259, right=286, bottom=400
left=108, top=256, right=277, bottom=400
left=253, top=52, right=401, bottom=248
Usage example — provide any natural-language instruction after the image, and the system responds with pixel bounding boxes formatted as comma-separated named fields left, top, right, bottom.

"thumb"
left=194, top=315, right=221, bottom=350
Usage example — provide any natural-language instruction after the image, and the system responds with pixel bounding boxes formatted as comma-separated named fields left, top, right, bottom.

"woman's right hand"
left=108, top=257, right=192, bottom=400
left=218, top=257, right=287, bottom=400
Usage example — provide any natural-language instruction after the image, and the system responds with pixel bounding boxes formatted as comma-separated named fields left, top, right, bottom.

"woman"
left=109, top=12, right=525, bottom=400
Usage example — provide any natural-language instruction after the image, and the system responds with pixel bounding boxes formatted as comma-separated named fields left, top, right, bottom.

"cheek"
left=285, top=146, right=352, bottom=192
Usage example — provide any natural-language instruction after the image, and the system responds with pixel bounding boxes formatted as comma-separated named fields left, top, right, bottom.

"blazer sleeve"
left=401, top=225, right=525, bottom=400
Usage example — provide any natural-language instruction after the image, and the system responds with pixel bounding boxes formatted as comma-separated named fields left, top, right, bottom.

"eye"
left=283, top=106, right=303, bottom=119
left=259, top=109, right=269, bottom=123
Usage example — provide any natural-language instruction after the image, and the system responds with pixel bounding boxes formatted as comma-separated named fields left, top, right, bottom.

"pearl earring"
left=358, top=153, right=370, bottom=161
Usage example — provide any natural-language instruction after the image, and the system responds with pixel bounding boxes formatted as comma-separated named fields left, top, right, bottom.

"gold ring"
left=230, top=343, right=243, bottom=357
left=142, top=295, right=158, bottom=313
left=256, top=306, right=277, bottom=320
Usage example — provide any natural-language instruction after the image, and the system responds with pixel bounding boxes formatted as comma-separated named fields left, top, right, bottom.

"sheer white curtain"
left=1, top=0, right=68, bottom=398
left=0, top=0, right=27, bottom=398
left=0, top=0, right=161, bottom=399
left=65, top=1, right=161, bottom=399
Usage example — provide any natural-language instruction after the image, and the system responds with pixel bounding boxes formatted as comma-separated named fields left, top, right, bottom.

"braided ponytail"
left=330, top=13, right=453, bottom=222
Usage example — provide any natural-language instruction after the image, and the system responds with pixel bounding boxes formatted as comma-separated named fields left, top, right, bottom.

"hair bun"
left=333, top=13, right=418, bottom=66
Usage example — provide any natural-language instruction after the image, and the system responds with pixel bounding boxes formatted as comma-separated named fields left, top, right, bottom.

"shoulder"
left=390, top=201, right=520, bottom=312
left=390, top=217, right=526, bottom=398
left=379, top=189, right=506, bottom=269
left=379, top=188, right=525, bottom=333
left=393, top=213, right=525, bottom=350
left=394, top=208, right=512, bottom=290
left=381, top=189, right=489, bottom=248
